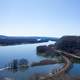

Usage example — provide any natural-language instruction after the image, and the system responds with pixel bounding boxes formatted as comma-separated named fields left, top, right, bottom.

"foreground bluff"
left=55, top=36, right=80, bottom=54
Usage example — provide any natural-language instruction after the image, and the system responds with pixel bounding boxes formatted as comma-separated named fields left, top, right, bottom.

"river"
left=0, top=42, right=80, bottom=80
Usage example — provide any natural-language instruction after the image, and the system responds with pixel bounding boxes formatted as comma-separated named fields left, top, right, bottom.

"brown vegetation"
left=55, top=36, right=80, bottom=56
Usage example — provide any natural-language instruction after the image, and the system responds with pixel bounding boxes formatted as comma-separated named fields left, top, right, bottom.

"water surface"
left=0, top=42, right=80, bottom=80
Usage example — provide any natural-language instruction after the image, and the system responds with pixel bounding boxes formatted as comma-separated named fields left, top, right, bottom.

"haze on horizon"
left=0, top=0, right=80, bottom=37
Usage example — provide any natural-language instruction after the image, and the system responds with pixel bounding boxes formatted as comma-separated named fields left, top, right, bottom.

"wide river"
left=0, top=42, right=80, bottom=80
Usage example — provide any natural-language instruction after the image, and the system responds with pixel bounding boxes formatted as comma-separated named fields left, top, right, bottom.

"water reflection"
left=7, top=59, right=29, bottom=72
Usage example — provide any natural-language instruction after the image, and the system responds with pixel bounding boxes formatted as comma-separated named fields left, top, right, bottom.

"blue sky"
left=0, top=0, right=80, bottom=37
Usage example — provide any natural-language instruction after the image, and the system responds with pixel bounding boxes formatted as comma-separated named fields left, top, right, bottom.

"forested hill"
left=55, top=36, right=80, bottom=55
left=0, top=35, right=58, bottom=45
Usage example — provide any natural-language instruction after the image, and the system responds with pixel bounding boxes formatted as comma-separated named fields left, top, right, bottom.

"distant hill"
left=0, top=35, right=58, bottom=46
left=55, top=36, right=80, bottom=55
left=0, top=35, right=7, bottom=39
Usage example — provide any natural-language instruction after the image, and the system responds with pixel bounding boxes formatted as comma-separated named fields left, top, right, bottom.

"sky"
left=0, top=0, right=80, bottom=37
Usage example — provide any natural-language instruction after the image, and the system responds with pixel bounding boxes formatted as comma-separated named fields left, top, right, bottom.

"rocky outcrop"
left=37, top=45, right=49, bottom=53
left=37, top=45, right=59, bottom=57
